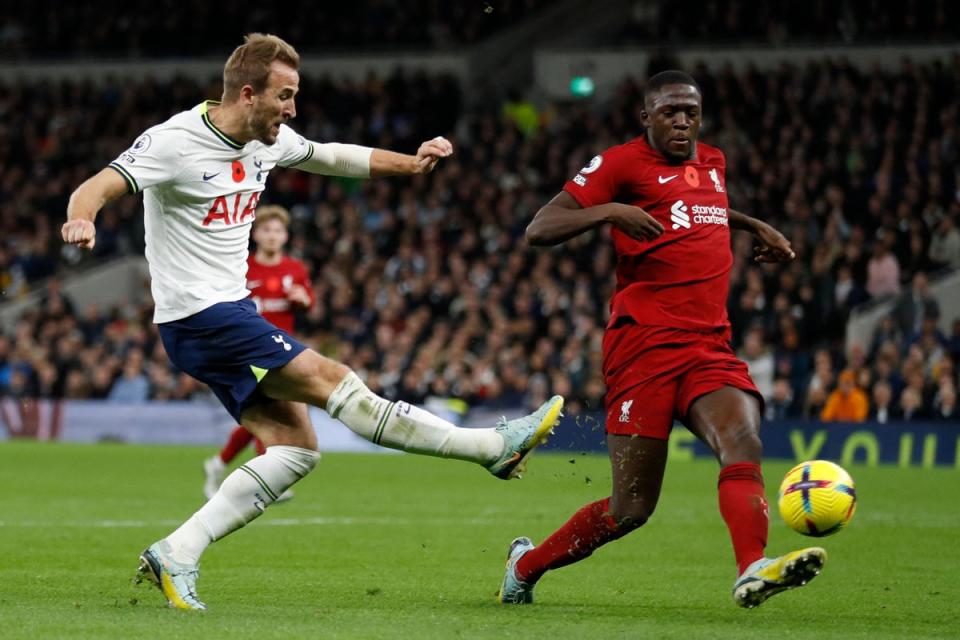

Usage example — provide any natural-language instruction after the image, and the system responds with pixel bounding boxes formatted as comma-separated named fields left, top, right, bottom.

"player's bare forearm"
left=370, top=136, right=453, bottom=177
left=369, top=149, right=420, bottom=177
left=67, top=168, right=128, bottom=222
left=729, top=208, right=795, bottom=262
left=527, top=191, right=664, bottom=246
left=728, top=208, right=763, bottom=232
left=526, top=200, right=610, bottom=246
left=304, top=137, right=452, bottom=178
left=63, top=168, right=129, bottom=250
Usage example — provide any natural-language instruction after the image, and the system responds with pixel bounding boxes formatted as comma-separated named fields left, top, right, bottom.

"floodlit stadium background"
left=1, top=3, right=959, bottom=639
left=1, top=1, right=958, bottom=461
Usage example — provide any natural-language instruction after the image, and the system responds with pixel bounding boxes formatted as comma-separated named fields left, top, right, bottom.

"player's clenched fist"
left=413, top=136, right=453, bottom=174
left=607, top=203, right=664, bottom=241
left=62, top=219, right=97, bottom=250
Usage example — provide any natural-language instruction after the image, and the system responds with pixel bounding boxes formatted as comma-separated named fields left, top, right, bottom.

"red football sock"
left=718, top=462, right=769, bottom=575
left=515, top=497, right=629, bottom=584
left=219, top=426, right=254, bottom=464
left=254, top=438, right=266, bottom=456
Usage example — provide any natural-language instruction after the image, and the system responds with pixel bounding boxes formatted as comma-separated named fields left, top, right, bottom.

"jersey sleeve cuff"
left=562, top=184, right=593, bottom=209
left=108, top=162, right=140, bottom=194
left=282, top=141, right=315, bottom=168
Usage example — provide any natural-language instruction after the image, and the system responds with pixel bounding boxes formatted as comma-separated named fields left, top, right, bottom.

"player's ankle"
left=514, top=556, right=537, bottom=584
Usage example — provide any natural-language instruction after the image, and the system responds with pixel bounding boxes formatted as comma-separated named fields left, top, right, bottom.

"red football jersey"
left=564, top=135, right=732, bottom=334
left=246, top=255, right=314, bottom=333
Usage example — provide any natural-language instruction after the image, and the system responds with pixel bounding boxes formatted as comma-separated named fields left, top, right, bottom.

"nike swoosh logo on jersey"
left=658, top=175, right=678, bottom=184
left=202, top=172, right=220, bottom=181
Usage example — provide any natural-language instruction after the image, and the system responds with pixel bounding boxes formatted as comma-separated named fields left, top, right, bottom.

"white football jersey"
left=109, top=101, right=314, bottom=323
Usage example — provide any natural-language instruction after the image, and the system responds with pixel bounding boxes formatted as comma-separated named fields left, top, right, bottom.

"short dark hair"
left=644, top=70, right=701, bottom=101
left=223, top=33, right=300, bottom=102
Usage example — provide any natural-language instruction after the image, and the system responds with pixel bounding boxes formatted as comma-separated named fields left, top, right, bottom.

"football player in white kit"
left=62, top=33, right=563, bottom=610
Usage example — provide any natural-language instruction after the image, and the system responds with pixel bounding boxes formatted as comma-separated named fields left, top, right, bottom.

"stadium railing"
left=846, top=268, right=960, bottom=355
left=0, top=257, right=148, bottom=332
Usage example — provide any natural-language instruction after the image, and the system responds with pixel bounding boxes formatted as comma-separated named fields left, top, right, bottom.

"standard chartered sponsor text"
left=691, top=204, right=728, bottom=226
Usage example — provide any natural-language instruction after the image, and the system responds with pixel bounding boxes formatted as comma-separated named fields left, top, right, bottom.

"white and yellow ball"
left=778, top=460, right=857, bottom=537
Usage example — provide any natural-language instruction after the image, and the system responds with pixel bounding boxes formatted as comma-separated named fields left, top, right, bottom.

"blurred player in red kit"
left=497, top=70, right=826, bottom=608
left=203, top=204, right=313, bottom=500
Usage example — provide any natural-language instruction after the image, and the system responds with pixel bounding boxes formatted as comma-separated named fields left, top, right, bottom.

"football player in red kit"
left=498, top=70, right=826, bottom=608
left=203, top=204, right=313, bottom=500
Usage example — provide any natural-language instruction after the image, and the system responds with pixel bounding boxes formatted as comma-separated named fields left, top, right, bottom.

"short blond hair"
left=253, top=204, right=291, bottom=229
left=223, top=33, right=300, bottom=102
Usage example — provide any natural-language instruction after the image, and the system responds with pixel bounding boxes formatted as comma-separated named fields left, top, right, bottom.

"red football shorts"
left=602, top=321, right=761, bottom=439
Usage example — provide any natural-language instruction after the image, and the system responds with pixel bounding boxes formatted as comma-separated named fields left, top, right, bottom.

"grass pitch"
left=0, top=441, right=957, bottom=639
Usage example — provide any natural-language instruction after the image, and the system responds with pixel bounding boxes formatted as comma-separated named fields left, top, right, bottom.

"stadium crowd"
left=2, top=1, right=956, bottom=59
left=0, top=0, right=551, bottom=58
left=620, top=0, right=959, bottom=46
left=1, top=55, right=959, bottom=423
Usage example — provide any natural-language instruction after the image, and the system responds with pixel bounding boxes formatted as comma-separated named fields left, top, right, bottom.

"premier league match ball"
left=778, top=460, right=857, bottom=537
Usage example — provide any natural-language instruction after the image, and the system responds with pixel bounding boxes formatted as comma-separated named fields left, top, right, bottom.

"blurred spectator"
left=910, top=313, right=948, bottom=378
left=932, top=383, right=958, bottom=421
left=108, top=356, right=150, bottom=403
left=739, top=326, right=775, bottom=401
left=803, top=349, right=835, bottom=419
left=865, top=239, right=901, bottom=300
left=765, top=378, right=799, bottom=421
left=846, top=342, right=871, bottom=390
left=868, top=380, right=896, bottom=424
left=869, top=316, right=903, bottom=361
left=928, top=214, right=960, bottom=270
left=820, top=369, right=869, bottom=423
left=90, top=365, right=117, bottom=400
left=950, top=320, right=960, bottom=362
left=893, top=271, right=941, bottom=338
left=832, top=264, right=868, bottom=310
left=899, top=387, right=928, bottom=421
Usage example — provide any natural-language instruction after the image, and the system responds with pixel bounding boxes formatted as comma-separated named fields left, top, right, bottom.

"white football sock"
left=165, top=445, right=320, bottom=565
left=205, top=455, right=225, bottom=472
left=326, top=372, right=503, bottom=464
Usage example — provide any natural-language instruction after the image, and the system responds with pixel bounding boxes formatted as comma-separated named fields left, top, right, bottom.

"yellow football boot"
left=732, top=547, right=826, bottom=608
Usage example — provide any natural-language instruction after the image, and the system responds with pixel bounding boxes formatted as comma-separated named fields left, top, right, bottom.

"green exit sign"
left=569, top=76, right=595, bottom=97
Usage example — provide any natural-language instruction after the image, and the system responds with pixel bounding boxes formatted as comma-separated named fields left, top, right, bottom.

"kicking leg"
left=499, top=435, right=668, bottom=603
left=259, top=349, right=563, bottom=478
left=139, top=401, right=319, bottom=610
left=686, top=386, right=825, bottom=607
left=245, top=428, right=292, bottom=502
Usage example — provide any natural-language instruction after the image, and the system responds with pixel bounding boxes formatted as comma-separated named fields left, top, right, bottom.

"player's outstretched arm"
left=62, top=168, right=130, bottom=250
left=527, top=191, right=664, bottom=247
left=728, top=208, right=796, bottom=263
left=297, top=136, right=453, bottom=179
left=371, top=136, right=453, bottom=177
